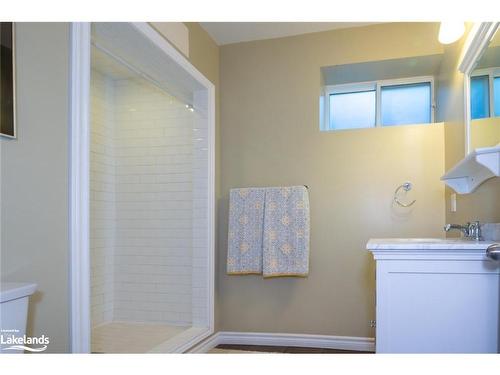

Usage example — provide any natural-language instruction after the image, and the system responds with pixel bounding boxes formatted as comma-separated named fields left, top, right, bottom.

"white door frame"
left=69, top=22, right=215, bottom=353
left=69, top=22, right=91, bottom=353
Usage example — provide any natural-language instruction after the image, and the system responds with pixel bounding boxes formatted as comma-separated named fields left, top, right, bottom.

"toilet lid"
left=0, top=282, right=37, bottom=303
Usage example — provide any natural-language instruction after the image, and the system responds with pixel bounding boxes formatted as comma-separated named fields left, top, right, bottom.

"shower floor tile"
left=92, top=322, right=189, bottom=353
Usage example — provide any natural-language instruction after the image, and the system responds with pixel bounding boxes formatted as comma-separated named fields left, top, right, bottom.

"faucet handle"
left=468, top=221, right=482, bottom=241
left=468, top=221, right=480, bottom=230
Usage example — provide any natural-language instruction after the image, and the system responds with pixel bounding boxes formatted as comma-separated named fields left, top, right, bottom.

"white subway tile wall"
left=90, top=70, right=115, bottom=327
left=113, top=78, right=194, bottom=326
left=191, top=92, right=210, bottom=326
left=90, top=66, right=209, bottom=330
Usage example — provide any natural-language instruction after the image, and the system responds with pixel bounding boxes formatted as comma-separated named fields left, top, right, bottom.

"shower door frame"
left=69, top=22, right=215, bottom=353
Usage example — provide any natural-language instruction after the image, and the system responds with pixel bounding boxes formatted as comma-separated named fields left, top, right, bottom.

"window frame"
left=470, top=67, right=500, bottom=118
left=322, top=76, right=435, bottom=131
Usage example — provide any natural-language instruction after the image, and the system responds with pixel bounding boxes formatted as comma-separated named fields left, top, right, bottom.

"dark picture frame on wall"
left=1, top=22, right=16, bottom=138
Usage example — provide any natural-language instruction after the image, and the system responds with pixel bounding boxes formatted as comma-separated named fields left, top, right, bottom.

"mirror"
left=0, top=22, right=16, bottom=138
left=466, top=23, right=500, bottom=153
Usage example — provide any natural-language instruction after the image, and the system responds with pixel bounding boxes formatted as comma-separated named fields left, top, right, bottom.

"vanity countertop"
left=366, top=238, right=497, bottom=250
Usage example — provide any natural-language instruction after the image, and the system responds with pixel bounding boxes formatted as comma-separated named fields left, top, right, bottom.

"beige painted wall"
left=470, top=117, right=500, bottom=150
left=218, top=23, right=446, bottom=337
left=0, top=23, right=70, bottom=352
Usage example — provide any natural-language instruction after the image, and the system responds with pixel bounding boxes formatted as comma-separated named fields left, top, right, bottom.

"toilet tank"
left=0, top=282, right=37, bottom=353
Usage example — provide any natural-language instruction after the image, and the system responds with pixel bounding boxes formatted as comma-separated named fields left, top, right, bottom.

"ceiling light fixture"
left=438, top=22, right=465, bottom=44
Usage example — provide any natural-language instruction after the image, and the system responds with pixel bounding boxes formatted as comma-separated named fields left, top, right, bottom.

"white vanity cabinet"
left=367, top=239, right=500, bottom=353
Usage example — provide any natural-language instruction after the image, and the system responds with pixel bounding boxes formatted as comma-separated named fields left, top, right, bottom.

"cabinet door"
left=376, top=259, right=500, bottom=353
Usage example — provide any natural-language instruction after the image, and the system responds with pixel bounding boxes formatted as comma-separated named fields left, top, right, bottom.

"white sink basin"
left=366, top=238, right=496, bottom=250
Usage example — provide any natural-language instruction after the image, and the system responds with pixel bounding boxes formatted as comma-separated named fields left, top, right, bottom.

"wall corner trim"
left=188, top=331, right=375, bottom=353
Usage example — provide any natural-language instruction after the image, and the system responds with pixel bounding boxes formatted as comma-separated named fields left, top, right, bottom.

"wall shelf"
left=441, top=145, right=500, bottom=194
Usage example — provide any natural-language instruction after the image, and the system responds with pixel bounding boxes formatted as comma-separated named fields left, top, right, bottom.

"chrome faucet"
left=444, top=221, right=482, bottom=241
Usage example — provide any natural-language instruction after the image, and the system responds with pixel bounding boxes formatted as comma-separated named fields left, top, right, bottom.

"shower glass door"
left=88, top=23, right=213, bottom=353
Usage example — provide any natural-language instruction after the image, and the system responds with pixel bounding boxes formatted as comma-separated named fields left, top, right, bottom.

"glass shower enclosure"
left=87, top=23, right=214, bottom=353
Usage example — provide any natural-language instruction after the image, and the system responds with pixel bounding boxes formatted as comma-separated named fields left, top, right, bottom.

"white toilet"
left=0, top=282, right=37, bottom=353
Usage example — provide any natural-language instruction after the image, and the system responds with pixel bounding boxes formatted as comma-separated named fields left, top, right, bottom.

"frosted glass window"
left=471, top=75, right=490, bottom=119
left=494, top=77, right=500, bottom=117
left=380, top=82, right=431, bottom=126
left=329, top=90, right=376, bottom=130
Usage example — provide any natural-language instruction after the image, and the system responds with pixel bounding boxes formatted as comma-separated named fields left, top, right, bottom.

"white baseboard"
left=189, top=331, right=375, bottom=353
left=189, top=332, right=222, bottom=353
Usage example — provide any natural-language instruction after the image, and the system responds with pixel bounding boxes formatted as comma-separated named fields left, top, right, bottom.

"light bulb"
left=438, top=22, right=465, bottom=44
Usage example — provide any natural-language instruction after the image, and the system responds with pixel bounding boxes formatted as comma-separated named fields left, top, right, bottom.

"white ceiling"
left=200, top=22, right=377, bottom=46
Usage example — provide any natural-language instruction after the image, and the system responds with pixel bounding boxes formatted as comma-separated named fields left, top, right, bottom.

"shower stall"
left=70, top=23, right=214, bottom=353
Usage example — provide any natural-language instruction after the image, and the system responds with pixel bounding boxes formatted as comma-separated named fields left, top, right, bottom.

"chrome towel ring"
left=394, top=182, right=416, bottom=207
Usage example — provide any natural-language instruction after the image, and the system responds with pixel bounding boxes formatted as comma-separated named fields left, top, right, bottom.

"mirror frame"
left=459, top=22, right=499, bottom=155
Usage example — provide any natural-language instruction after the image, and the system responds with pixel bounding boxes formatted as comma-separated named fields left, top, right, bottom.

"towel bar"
left=393, top=182, right=416, bottom=207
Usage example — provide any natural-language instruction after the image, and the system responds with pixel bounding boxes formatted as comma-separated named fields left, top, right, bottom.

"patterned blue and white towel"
left=226, top=188, right=266, bottom=274
left=263, top=186, right=310, bottom=277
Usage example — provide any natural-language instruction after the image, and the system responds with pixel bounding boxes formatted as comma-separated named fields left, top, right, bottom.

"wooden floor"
left=213, top=344, right=373, bottom=354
